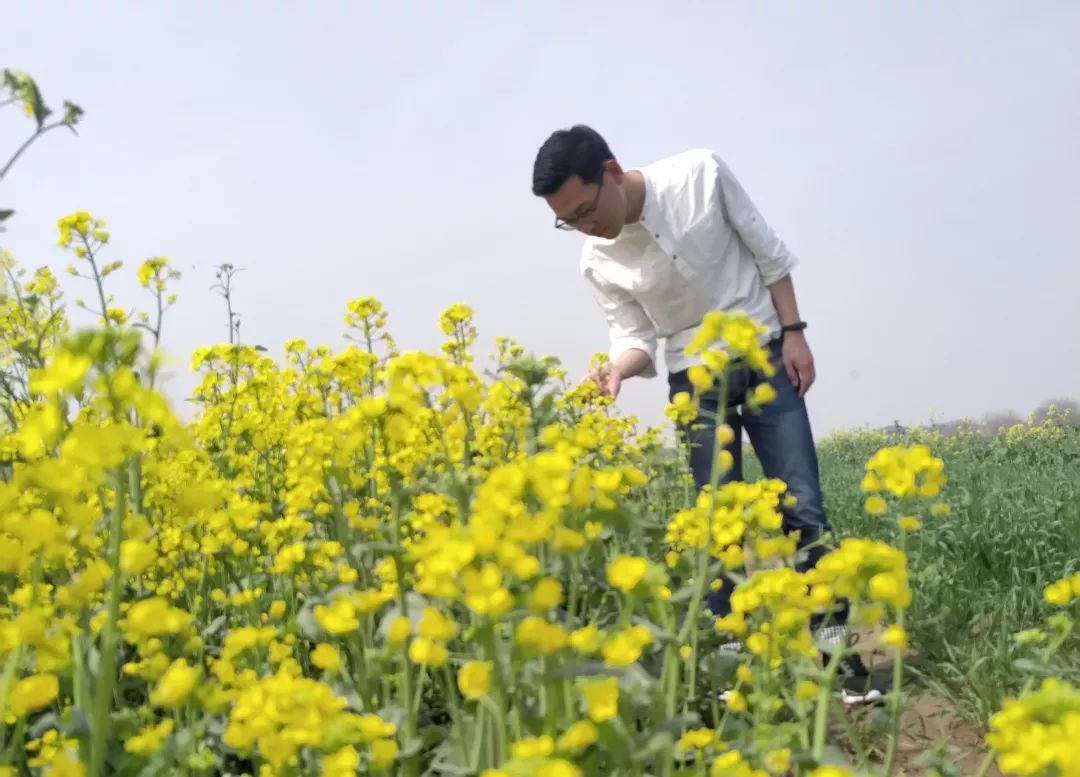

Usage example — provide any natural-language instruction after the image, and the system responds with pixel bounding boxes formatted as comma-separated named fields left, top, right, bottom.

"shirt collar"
left=634, top=167, right=660, bottom=230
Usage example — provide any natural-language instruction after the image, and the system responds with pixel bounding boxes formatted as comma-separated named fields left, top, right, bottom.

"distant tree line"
left=882, top=397, right=1079, bottom=437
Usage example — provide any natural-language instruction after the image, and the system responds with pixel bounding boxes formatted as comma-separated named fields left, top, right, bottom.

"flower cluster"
left=0, top=209, right=1073, bottom=777
left=985, top=678, right=1080, bottom=776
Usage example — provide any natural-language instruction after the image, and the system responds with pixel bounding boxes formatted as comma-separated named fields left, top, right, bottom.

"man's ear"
left=605, top=159, right=625, bottom=182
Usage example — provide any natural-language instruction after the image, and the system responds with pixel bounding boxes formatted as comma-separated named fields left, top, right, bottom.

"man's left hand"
left=781, top=331, right=815, bottom=398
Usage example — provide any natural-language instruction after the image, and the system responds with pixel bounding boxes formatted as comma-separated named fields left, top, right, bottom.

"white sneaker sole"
left=716, top=687, right=884, bottom=706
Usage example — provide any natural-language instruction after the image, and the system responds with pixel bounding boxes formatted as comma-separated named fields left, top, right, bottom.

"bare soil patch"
left=833, top=629, right=1002, bottom=776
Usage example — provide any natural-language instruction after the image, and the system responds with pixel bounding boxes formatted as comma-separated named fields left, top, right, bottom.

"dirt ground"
left=833, top=628, right=1003, bottom=777
left=892, top=695, right=1000, bottom=776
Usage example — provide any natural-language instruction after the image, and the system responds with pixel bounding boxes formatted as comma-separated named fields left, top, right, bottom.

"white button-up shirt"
left=580, top=148, right=799, bottom=378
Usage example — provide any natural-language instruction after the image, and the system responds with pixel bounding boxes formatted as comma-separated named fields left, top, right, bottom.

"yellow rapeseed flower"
left=601, top=626, right=652, bottom=667
left=1043, top=572, right=1080, bottom=606
left=369, top=738, right=398, bottom=770
left=898, top=516, right=921, bottom=532
left=688, top=365, right=713, bottom=393
left=883, top=625, right=908, bottom=651
left=511, top=735, right=554, bottom=760
left=124, top=719, right=174, bottom=755
left=149, top=658, right=197, bottom=708
left=456, top=660, right=492, bottom=700
left=665, top=392, right=698, bottom=425
left=417, top=606, right=457, bottom=642
left=678, top=727, right=715, bottom=751
left=764, top=749, right=791, bottom=774
left=535, top=758, right=582, bottom=777
left=606, top=555, right=649, bottom=594
left=724, top=690, right=748, bottom=712
left=795, top=680, right=819, bottom=701
left=311, top=643, right=342, bottom=673
left=407, top=638, right=448, bottom=668
left=556, top=720, right=598, bottom=752
left=119, top=539, right=156, bottom=575
left=386, top=616, right=410, bottom=647
left=864, top=495, right=887, bottom=516
left=580, top=676, right=619, bottom=722
left=314, top=596, right=360, bottom=635
left=528, top=577, right=564, bottom=611
left=6, top=673, right=59, bottom=718
left=809, top=767, right=852, bottom=777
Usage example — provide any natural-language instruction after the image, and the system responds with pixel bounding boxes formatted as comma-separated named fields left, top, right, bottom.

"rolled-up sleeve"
left=582, top=265, right=659, bottom=378
left=712, top=153, right=799, bottom=285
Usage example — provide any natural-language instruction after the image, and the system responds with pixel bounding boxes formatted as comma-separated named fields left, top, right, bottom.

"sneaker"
left=815, top=627, right=889, bottom=706
left=714, top=632, right=889, bottom=707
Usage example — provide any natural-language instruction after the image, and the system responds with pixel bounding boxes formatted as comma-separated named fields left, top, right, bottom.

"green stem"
left=973, top=751, right=996, bottom=777
left=467, top=700, right=486, bottom=771
left=478, top=695, right=507, bottom=770
left=566, top=557, right=580, bottom=627
left=687, top=622, right=698, bottom=706
left=676, top=549, right=709, bottom=647
left=0, top=121, right=71, bottom=182
left=973, top=628, right=1071, bottom=777
left=411, top=667, right=427, bottom=722
left=441, top=666, right=469, bottom=764
left=0, top=647, right=24, bottom=749
left=3, top=717, right=26, bottom=764
left=883, top=534, right=910, bottom=777
left=811, top=621, right=849, bottom=760
left=388, top=488, right=419, bottom=777
left=481, top=626, right=509, bottom=765
left=89, top=468, right=128, bottom=777
left=707, top=376, right=731, bottom=494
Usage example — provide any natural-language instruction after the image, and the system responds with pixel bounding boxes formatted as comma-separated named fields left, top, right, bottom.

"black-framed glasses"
left=554, top=174, right=604, bottom=231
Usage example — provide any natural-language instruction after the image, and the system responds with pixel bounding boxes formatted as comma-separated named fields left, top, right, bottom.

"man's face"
left=545, top=163, right=625, bottom=239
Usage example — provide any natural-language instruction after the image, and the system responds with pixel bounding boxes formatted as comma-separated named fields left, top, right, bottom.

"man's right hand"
left=581, top=348, right=655, bottom=399
left=583, top=363, right=622, bottom=398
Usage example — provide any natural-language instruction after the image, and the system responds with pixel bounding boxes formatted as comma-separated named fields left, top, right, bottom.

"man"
left=531, top=124, right=887, bottom=705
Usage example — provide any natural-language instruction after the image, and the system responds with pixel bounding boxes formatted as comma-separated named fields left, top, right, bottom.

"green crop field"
left=3, top=66, right=1079, bottom=777
left=815, top=419, right=1080, bottom=718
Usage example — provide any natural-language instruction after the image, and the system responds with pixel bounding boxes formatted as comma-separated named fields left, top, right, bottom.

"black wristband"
left=780, top=321, right=807, bottom=334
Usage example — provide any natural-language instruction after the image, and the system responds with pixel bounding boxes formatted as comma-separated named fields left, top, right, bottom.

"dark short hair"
left=531, top=124, right=614, bottom=196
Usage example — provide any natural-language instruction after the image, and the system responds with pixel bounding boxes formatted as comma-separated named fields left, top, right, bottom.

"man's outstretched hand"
left=580, top=348, right=653, bottom=400
left=781, top=331, right=815, bottom=398
left=583, top=363, right=622, bottom=398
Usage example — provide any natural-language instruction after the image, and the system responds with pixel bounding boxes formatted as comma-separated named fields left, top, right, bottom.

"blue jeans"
left=667, top=338, right=848, bottom=630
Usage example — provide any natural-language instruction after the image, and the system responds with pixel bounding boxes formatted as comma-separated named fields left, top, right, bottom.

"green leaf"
left=62, top=100, right=84, bottom=126
left=29, top=712, right=59, bottom=738
left=790, top=744, right=854, bottom=770
left=18, top=74, right=50, bottom=128
left=1013, top=658, right=1056, bottom=677
left=60, top=705, right=92, bottom=738
left=0, top=209, right=13, bottom=222
left=425, top=756, right=474, bottom=777
left=296, top=602, right=320, bottom=640
left=398, top=725, right=443, bottom=759
left=201, top=614, right=227, bottom=640
left=619, top=662, right=660, bottom=703
left=352, top=541, right=406, bottom=557
left=634, top=730, right=674, bottom=760
left=654, top=712, right=703, bottom=734
left=541, top=660, right=617, bottom=680
left=376, top=591, right=428, bottom=638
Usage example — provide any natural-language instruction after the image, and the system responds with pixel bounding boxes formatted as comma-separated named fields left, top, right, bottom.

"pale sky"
left=3, top=1, right=1078, bottom=436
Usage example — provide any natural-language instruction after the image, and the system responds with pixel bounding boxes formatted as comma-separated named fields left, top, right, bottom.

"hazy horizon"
left=3, top=1, right=1078, bottom=437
